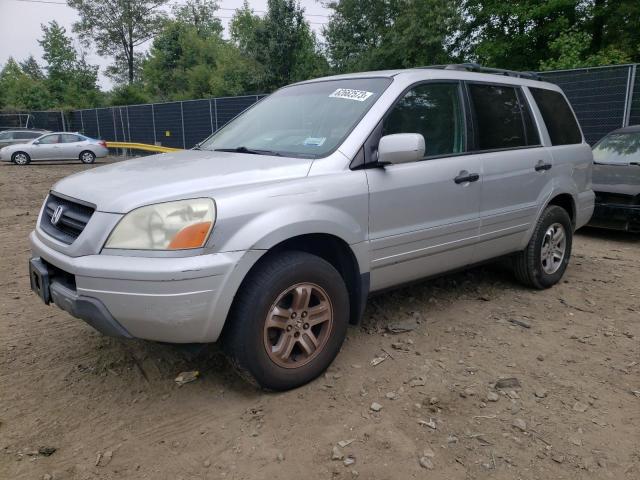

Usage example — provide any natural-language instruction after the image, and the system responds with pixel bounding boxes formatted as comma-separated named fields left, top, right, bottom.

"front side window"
left=38, top=134, right=60, bottom=144
left=530, top=88, right=582, bottom=146
left=593, top=132, right=640, bottom=165
left=199, top=78, right=392, bottom=158
left=468, top=84, right=531, bottom=150
left=382, top=82, right=465, bottom=157
left=0, top=131, right=13, bottom=140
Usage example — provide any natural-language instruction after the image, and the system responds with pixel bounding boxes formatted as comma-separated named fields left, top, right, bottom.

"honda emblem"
left=51, top=205, right=65, bottom=226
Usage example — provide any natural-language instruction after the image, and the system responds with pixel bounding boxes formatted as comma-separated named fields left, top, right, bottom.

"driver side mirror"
left=33, top=141, right=40, bottom=145
left=378, top=133, right=425, bottom=165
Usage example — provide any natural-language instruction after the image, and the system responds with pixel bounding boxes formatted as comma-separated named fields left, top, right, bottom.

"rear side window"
left=468, top=84, right=537, bottom=150
left=61, top=134, right=82, bottom=143
left=530, top=88, right=582, bottom=145
left=383, top=82, right=465, bottom=157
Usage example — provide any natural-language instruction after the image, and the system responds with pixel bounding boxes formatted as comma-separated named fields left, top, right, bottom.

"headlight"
left=105, top=198, right=215, bottom=250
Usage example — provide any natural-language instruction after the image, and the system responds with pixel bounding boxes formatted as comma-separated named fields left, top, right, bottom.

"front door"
left=366, top=82, right=482, bottom=291
left=32, top=133, right=61, bottom=160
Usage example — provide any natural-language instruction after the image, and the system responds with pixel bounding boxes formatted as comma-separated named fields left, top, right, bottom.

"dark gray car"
left=0, top=129, right=49, bottom=148
left=589, top=125, right=640, bottom=232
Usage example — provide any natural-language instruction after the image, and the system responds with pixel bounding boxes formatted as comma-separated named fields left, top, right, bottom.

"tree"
left=67, top=0, right=168, bottom=84
left=459, top=0, right=640, bottom=71
left=230, top=0, right=327, bottom=91
left=0, top=58, right=52, bottom=110
left=38, top=21, right=102, bottom=108
left=323, top=0, right=461, bottom=73
left=172, top=0, right=223, bottom=37
left=143, top=15, right=263, bottom=100
left=20, top=55, right=45, bottom=81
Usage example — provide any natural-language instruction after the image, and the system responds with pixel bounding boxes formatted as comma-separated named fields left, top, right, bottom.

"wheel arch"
left=546, top=193, right=576, bottom=227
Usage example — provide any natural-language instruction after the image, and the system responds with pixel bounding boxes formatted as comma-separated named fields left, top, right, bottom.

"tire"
left=513, top=205, right=573, bottom=289
left=79, top=150, right=96, bottom=164
left=222, top=250, right=350, bottom=391
left=12, top=152, right=30, bottom=165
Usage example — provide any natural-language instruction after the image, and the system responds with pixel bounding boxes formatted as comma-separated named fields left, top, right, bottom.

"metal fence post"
left=623, top=64, right=637, bottom=127
left=126, top=106, right=132, bottom=142
left=151, top=104, right=157, bottom=145
left=95, top=109, right=101, bottom=139
left=180, top=101, right=186, bottom=148
left=60, top=110, right=66, bottom=132
left=214, top=98, right=219, bottom=131
left=208, top=99, right=214, bottom=134
left=80, top=110, right=84, bottom=133
left=112, top=108, right=117, bottom=141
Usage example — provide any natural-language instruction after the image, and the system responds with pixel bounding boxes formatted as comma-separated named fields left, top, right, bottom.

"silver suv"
left=28, top=65, right=594, bottom=390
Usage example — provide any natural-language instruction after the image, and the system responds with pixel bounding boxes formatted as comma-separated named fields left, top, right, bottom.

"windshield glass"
left=199, top=78, right=392, bottom=158
left=593, top=132, right=640, bottom=165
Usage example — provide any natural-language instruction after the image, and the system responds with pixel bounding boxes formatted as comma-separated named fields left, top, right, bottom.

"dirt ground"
left=1, top=158, right=639, bottom=480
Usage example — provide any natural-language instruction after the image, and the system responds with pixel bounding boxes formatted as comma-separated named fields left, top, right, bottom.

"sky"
left=0, top=0, right=331, bottom=89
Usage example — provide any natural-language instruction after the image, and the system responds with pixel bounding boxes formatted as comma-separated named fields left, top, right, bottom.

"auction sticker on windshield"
left=329, top=88, right=374, bottom=102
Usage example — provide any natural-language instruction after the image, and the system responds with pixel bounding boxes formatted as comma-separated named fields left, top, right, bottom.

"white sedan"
left=0, top=132, right=109, bottom=165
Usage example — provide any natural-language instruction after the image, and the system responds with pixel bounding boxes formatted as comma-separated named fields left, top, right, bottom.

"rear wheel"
left=12, top=152, right=30, bottom=165
left=79, top=150, right=96, bottom=164
left=222, top=251, right=349, bottom=391
left=513, top=205, right=573, bottom=289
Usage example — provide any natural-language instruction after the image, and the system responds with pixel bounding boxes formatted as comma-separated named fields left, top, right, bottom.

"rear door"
left=464, top=82, right=553, bottom=261
left=58, top=134, right=85, bottom=159
left=366, top=81, right=482, bottom=291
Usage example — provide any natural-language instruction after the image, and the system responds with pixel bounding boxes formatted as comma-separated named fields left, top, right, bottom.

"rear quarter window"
left=530, top=88, right=582, bottom=145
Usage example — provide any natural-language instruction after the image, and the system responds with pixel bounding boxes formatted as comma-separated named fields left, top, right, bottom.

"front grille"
left=40, top=193, right=95, bottom=244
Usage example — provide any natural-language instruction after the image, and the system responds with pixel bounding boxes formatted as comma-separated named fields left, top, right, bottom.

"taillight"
left=99, top=140, right=107, bottom=148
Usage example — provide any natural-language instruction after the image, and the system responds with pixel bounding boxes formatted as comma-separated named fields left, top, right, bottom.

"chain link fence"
left=2, top=65, right=639, bottom=147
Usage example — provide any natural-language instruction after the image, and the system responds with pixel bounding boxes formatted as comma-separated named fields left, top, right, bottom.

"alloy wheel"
left=540, top=222, right=566, bottom=274
left=263, top=282, right=333, bottom=369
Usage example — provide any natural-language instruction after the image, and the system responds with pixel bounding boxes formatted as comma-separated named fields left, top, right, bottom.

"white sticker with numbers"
left=329, top=88, right=374, bottom=102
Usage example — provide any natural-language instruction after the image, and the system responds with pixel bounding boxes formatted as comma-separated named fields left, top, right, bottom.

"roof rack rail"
left=416, top=63, right=542, bottom=81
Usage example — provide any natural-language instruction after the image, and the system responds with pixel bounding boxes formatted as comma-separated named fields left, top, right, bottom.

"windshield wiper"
left=214, top=146, right=282, bottom=156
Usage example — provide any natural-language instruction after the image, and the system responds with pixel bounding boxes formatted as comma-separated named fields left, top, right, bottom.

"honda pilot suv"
left=28, top=65, right=594, bottom=390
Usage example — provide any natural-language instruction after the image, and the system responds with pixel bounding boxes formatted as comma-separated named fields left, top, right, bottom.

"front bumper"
left=588, top=203, right=640, bottom=232
left=29, top=231, right=264, bottom=343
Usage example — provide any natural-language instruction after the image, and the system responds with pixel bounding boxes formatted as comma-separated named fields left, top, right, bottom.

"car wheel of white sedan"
left=80, top=151, right=96, bottom=164
left=12, top=152, right=31, bottom=165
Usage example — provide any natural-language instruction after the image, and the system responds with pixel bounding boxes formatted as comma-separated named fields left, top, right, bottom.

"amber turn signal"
left=168, top=221, right=213, bottom=249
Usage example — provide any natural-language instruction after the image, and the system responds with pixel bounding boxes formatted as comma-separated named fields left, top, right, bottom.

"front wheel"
left=12, top=152, right=30, bottom=165
left=222, top=251, right=349, bottom=391
left=79, top=150, right=96, bottom=164
left=513, top=205, right=573, bottom=289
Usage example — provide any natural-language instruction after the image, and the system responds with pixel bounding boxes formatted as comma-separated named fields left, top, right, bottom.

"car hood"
left=52, top=150, right=313, bottom=213
left=592, top=163, right=640, bottom=196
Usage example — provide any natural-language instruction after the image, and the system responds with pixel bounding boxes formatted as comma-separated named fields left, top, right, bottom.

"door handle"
left=454, top=172, right=480, bottom=184
left=535, top=161, right=552, bottom=172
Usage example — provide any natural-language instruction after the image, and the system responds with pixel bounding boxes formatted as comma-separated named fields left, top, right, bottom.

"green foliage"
left=108, top=83, right=150, bottom=106
left=67, top=0, right=168, bottom=84
left=39, top=21, right=102, bottom=108
left=324, top=0, right=461, bottom=72
left=459, top=0, right=640, bottom=71
left=0, top=58, right=52, bottom=110
left=230, top=0, right=328, bottom=91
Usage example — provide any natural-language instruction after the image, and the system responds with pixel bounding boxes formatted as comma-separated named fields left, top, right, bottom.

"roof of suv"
left=297, top=66, right=559, bottom=90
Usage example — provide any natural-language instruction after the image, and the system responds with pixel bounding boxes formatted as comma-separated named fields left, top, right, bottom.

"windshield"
left=199, top=78, right=392, bottom=158
left=593, top=132, right=640, bottom=165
